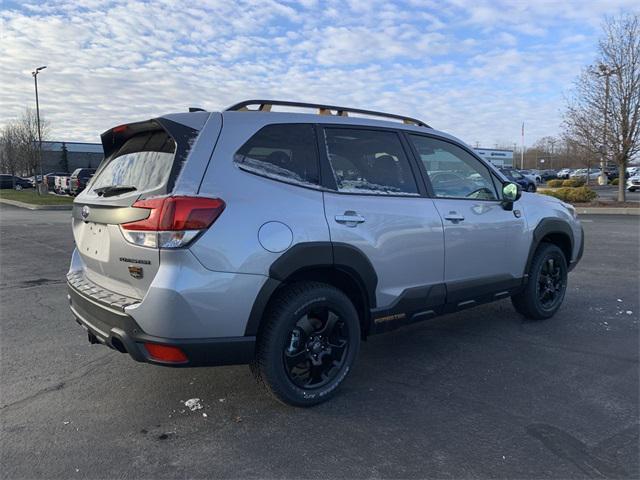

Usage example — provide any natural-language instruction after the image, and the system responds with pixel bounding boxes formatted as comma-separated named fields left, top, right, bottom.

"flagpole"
left=521, top=122, right=525, bottom=169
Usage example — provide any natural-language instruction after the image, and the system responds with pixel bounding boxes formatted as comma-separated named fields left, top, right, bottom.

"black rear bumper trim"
left=68, top=282, right=255, bottom=367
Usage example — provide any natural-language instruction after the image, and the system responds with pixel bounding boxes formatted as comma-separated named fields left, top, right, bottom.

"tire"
left=527, top=183, right=536, bottom=192
left=14, top=184, right=23, bottom=191
left=252, top=281, right=360, bottom=407
left=512, top=243, right=568, bottom=320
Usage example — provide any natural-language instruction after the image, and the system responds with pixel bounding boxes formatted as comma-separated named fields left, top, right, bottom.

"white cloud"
left=0, top=0, right=638, bottom=148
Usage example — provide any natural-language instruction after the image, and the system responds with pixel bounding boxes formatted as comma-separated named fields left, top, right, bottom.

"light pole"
left=520, top=122, right=525, bottom=169
left=593, top=63, right=617, bottom=186
left=32, top=65, right=46, bottom=194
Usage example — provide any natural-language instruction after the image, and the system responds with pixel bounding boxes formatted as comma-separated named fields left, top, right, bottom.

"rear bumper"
left=67, top=281, right=255, bottom=367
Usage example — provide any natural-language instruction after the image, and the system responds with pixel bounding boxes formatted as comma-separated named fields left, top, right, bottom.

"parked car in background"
left=500, top=168, right=537, bottom=192
left=25, top=175, right=43, bottom=187
left=603, top=165, right=619, bottom=180
left=539, top=169, right=558, bottom=182
left=518, top=169, right=541, bottom=184
left=54, top=174, right=71, bottom=194
left=626, top=166, right=639, bottom=177
left=557, top=168, right=573, bottom=179
left=627, top=175, right=640, bottom=192
left=69, top=168, right=96, bottom=196
left=0, top=174, right=34, bottom=190
left=570, top=169, right=600, bottom=182
left=44, top=171, right=69, bottom=191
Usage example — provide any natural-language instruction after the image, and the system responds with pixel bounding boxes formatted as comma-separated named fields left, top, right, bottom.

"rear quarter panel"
left=192, top=113, right=330, bottom=275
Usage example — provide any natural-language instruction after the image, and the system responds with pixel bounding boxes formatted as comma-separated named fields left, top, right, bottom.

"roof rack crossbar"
left=225, top=99, right=430, bottom=128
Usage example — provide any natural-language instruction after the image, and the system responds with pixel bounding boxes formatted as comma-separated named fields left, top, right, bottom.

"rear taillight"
left=120, top=196, right=225, bottom=248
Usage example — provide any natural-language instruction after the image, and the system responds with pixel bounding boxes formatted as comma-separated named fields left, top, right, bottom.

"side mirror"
left=501, top=182, right=521, bottom=210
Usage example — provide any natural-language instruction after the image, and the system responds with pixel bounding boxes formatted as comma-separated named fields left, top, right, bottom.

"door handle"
left=444, top=212, right=465, bottom=223
left=335, top=211, right=365, bottom=226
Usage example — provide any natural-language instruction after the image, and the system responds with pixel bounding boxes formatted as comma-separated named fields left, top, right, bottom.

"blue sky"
left=1, top=0, right=638, bottom=147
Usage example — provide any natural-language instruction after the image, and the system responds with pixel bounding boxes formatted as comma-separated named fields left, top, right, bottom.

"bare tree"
left=563, top=13, right=640, bottom=201
left=0, top=123, right=21, bottom=187
left=16, top=108, right=50, bottom=176
left=0, top=108, right=50, bottom=178
left=560, top=133, right=600, bottom=184
left=530, top=136, right=557, bottom=169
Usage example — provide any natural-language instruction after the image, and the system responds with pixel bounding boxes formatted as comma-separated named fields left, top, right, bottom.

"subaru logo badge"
left=81, top=205, right=90, bottom=219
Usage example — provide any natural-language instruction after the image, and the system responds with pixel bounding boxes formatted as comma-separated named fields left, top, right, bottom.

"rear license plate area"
left=79, top=222, right=110, bottom=262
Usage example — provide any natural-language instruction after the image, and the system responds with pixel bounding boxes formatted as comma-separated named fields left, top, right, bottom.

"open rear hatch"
left=71, top=119, right=201, bottom=300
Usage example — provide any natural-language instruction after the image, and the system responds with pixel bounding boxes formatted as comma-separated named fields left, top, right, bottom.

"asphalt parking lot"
left=585, top=186, right=640, bottom=203
left=1, top=204, right=638, bottom=479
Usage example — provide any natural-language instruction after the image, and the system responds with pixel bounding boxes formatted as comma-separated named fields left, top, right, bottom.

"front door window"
left=408, top=135, right=498, bottom=200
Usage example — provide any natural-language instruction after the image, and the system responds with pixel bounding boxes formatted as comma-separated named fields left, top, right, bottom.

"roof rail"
left=225, top=99, right=430, bottom=128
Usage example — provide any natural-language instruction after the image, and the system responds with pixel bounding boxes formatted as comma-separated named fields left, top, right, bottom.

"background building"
left=41, top=141, right=103, bottom=173
left=474, top=148, right=513, bottom=167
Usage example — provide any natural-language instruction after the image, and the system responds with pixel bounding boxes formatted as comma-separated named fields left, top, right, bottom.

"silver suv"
left=67, top=100, right=584, bottom=406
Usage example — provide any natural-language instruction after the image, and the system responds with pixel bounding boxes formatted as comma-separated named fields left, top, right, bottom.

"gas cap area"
left=258, top=222, right=293, bottom=253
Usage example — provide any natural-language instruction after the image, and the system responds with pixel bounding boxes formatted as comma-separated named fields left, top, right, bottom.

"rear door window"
left=90, top=131, right=175, bottom=193
left=234, top=124, right=319, bottom=187
left=322, top=128, right=419, bottom=195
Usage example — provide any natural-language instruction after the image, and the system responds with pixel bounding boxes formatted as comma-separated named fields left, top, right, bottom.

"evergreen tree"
left=60, top=142, right=69, bottom=172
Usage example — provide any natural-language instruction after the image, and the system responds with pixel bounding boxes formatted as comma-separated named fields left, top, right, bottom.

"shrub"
left=567, top=186, right=597, bottom=203
left=541, top=188, right=572, bottom=201
left=562, top=179, right=585, bottom=187
left=546, top=179, right=564, bottom=188
left=540, top=186, right=597, bottom=203
left=611, top=178, right=619, bottom=185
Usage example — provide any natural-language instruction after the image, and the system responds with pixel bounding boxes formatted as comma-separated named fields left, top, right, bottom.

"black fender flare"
left=244, top=242, right=377, bottom=336
left=524, top=218, right=574, bottom=278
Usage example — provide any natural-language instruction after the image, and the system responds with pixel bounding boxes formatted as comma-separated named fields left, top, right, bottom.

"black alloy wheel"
left=511, top=243, right=568, bottom=320
left=252, top=282, right=360, bottom=407
left=537, top=257, right=564, bottom=310
left=283, top=309, right=349, bottom=389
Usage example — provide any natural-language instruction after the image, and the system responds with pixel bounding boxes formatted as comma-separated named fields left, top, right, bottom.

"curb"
left=0, top=198, right=73, bottom=211
left=576, top=207, right=640, bottom=215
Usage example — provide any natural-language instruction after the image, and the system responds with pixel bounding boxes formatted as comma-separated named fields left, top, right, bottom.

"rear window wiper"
left=94, top=185, right=137, bottom=197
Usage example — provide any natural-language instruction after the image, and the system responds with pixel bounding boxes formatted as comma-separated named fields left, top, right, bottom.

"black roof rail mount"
left=225, top=99, right=430, bottom=128
left=189, top=107, right=206, bottom=112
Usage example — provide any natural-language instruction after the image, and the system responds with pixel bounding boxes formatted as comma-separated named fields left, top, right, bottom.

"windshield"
left=91, top=131, right=175, bottom=193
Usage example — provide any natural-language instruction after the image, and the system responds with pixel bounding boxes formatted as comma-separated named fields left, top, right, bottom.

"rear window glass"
left=234, top=124, right=319, bottom=187
left=91, top=132, right=175, bottom=192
